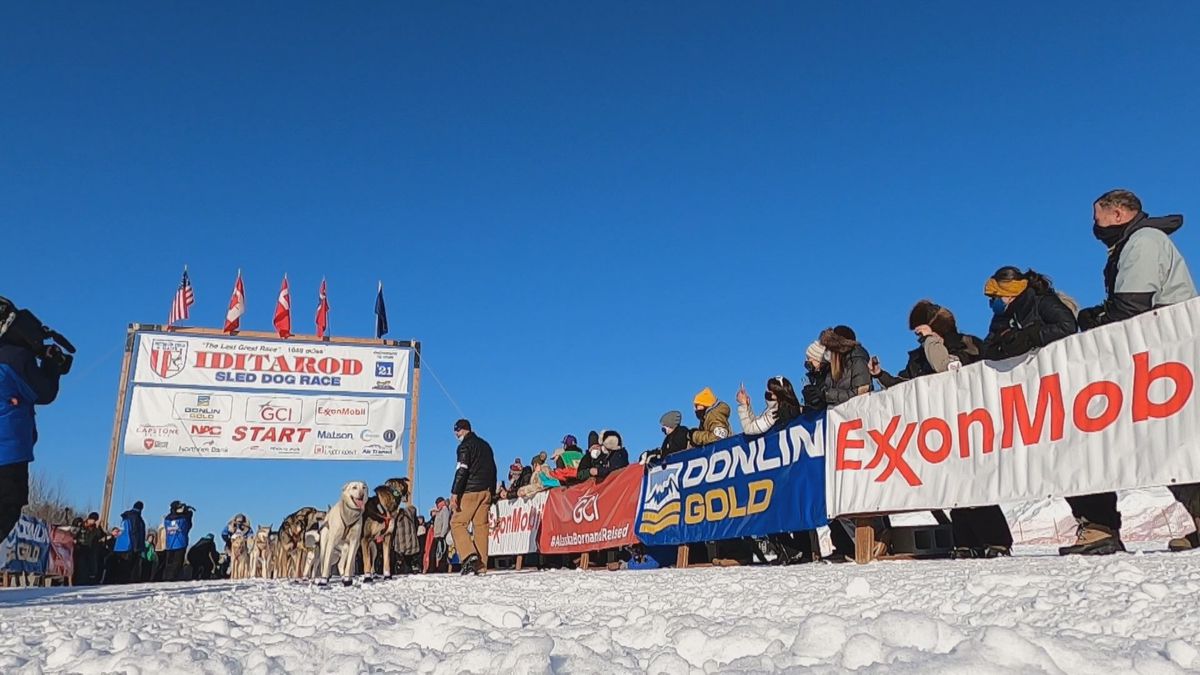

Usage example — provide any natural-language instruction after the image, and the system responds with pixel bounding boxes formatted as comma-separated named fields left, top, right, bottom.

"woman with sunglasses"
left=736, top=376, right=817, bottom=564
left=735, top=375, right=803, bottom=435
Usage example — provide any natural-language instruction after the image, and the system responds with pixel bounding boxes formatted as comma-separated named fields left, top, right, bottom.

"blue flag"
left=374, top=282, right=389, bottom=338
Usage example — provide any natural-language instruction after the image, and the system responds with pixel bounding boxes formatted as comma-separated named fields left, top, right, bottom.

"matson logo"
left=835, top=351, right=1194, bottom=487
left=315, top=399, right=369, bottom=426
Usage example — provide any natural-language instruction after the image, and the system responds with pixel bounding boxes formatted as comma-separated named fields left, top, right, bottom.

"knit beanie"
left=693, top=387, right=717, bottom=408
left=659, top=410, right=682, bottom=427
left=805, top=341, right=827, bottom=363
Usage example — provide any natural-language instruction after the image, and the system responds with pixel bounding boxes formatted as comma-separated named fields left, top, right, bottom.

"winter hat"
left=587, top=430, right=600, bottom=448
left=805, top=341, right=828, bottom=364
left=602, top=430, right=623, bottom=451
left=693, top=387, right=717, bottom=408
left=453, top=418, right=472, bottom=432
left=133, top=501, right=144, bottom=510
left=87, top=512, right=99, bottom=521
left=819, top=326, right=858, bottom=354
left=561, top=434, right=577, bottom=448
left=909, top=300, right=958, bottom=337
left=435, top=497, right=446, bottom=505
left=659, top=410, right=682, bottom=428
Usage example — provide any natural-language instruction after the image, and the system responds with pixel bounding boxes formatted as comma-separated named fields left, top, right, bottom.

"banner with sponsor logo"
left=48, top=527, right=75, bottom=579
left=132, top=333, right=410, bottom=394
left=636, top=415, right=828, bottom=545
left=539, top=465, right=643, bottom=554
left=488, top=492, right=548, bottom=557
left=826, top=297, right=1200, bottom=517
left=120, top=331, right=412, bottom=461
left=0, top=515, right=51, bottom=574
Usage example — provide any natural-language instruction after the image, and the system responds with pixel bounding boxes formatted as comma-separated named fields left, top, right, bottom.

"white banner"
left=124, top=386, right=408, bottom=458
left=123, top=388, right=406, bottom=461
left=826, top=297, right=1200, bottom=517
left=131, top=333, right=411, bottom=395
left=488, top=492, right=548, bottom=556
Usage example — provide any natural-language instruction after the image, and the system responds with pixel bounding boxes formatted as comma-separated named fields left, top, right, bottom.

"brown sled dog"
left=275, top=506, right=321, bottom=578
left=360, top=478, right=411, bottom=578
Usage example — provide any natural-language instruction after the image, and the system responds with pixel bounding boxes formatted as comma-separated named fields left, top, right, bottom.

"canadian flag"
left=273, top=274, right=292, bottom=338
left=315, top=278, right=330, bottom=338
left=223, top=271, right=246, bottom=334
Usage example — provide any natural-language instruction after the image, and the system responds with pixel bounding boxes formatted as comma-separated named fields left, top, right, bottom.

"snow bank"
left=4, top=548, right=1200, bottom=673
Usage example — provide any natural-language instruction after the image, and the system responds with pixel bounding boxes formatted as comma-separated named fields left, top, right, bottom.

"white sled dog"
left=319, top=480, right=367, bottom=585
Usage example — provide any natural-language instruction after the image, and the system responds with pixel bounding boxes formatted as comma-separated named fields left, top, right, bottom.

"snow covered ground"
left=3, top=548, right=1200, bottom=674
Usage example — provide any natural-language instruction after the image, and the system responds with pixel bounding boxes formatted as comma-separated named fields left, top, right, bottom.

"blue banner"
left=635, top=413, right=828, bottom=545
left=0, top=515, right=52, bottom=574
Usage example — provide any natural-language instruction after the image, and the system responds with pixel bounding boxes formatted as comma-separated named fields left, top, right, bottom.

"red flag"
left=315, top=278, right=330, bottom=338
left=273, top=274, right=292, bottom=338
left=224, top=271, right=246, bottom=333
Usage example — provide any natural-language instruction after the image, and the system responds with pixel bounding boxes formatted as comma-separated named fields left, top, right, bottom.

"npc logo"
left=149, top=340, right=188, bottom=379
left=638, top=464, right=682, bottom=535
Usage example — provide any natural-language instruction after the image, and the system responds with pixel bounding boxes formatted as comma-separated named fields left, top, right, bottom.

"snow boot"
left=980, top=546, right=1011, bottom=559
left=460, top=554, right=482, bottom=575
left=950, top=547, right=976, bottom=560
left=1168, top=518, right=1200, bottom=551
left=1058, top=521, right=1125, bottom=556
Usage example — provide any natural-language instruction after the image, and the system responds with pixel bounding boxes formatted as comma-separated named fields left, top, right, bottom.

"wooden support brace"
left=515, top=555, right=524, bottom=571
left=676, top=544, right=689, bottom=569
left=854, top=516, right=877, bottom=565
left=579, top=551, right=590, bottom=570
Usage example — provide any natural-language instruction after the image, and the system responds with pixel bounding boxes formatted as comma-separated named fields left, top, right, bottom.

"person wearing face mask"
left=448, top=418, right=497, bottom=575
left=870, top=301, right=984, bottom=387
left=689, top=387, right=732, bottom=447
left=802, top=326, right=872, bottom=411
left=658, top=411, right=691, bottom=458
left=1066, top=190, right=1200, bottom=555
left=737, top=376, right=818, bottom=563
left=872, top=301, right=1011, bottom=558
left=982, top=268, right=1078, bottom=361
left=577, top=430, right=630, bottom=481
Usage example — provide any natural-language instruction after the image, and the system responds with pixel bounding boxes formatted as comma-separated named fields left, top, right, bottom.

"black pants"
left=1066, top=492, right=1122, bottom=531
left=161, top=549, right=185, bottom=581
left=114, top=551, right=141, bottom=584
left=771, top=530, right=818, bottom=560
left=0, top=461, right=30, bottom=543
left=950, top=506, right=1013, bottom=549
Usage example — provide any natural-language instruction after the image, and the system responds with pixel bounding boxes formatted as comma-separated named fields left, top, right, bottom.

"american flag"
left=168, top=268, right=195, bottom=326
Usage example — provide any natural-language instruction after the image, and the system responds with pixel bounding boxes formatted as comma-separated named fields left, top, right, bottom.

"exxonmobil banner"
left=826, top=297, right=1200, bottom=516
left=636, top=415, right=828, bottom=545
left=488, top=491, right=548, bottom=557
left=539, top=465, right=644, bottom=554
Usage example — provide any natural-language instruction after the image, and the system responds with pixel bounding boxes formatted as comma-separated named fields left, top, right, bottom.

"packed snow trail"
left=2, top=549, right=1200, bottom=674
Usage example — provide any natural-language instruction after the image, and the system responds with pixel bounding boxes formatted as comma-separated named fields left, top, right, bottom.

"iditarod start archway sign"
left=100, top=325, right=421, bottom=524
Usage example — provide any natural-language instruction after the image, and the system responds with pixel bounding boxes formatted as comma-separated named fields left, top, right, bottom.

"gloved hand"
left=801, top=384, right=825, bottom=409
left=1076, top=305, right=1106, bottom=331
left=985, top=326, right=1039, bottom=360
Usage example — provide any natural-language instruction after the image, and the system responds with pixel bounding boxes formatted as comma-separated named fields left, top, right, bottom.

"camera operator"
left=0, top=300, right=66, bottom=543
left=161, top=500, right=194, bottom=582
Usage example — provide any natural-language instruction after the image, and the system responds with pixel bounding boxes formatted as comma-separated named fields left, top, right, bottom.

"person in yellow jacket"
left=689, top=387, right=732, bottom=447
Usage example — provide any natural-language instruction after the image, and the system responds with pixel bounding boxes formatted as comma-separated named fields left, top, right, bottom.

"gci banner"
left=636, top=415, right=828, bottom=545
left=539, top=465, right=643, bottom=554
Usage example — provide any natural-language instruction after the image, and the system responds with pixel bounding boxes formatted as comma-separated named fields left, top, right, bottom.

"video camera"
left=0, top=296, right=76, bottom=375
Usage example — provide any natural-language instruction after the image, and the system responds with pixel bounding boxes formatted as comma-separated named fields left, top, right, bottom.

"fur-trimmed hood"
left=819, top=327, right=858, bottom=354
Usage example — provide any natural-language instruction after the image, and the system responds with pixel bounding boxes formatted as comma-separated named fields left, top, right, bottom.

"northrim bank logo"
left=638, top=464, right=682, bottom=535
left=150, top=340, right=188, bottom=379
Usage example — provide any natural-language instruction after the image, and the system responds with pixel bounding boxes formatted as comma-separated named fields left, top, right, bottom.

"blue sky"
left=4, top=3, right=1199, bottom=539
